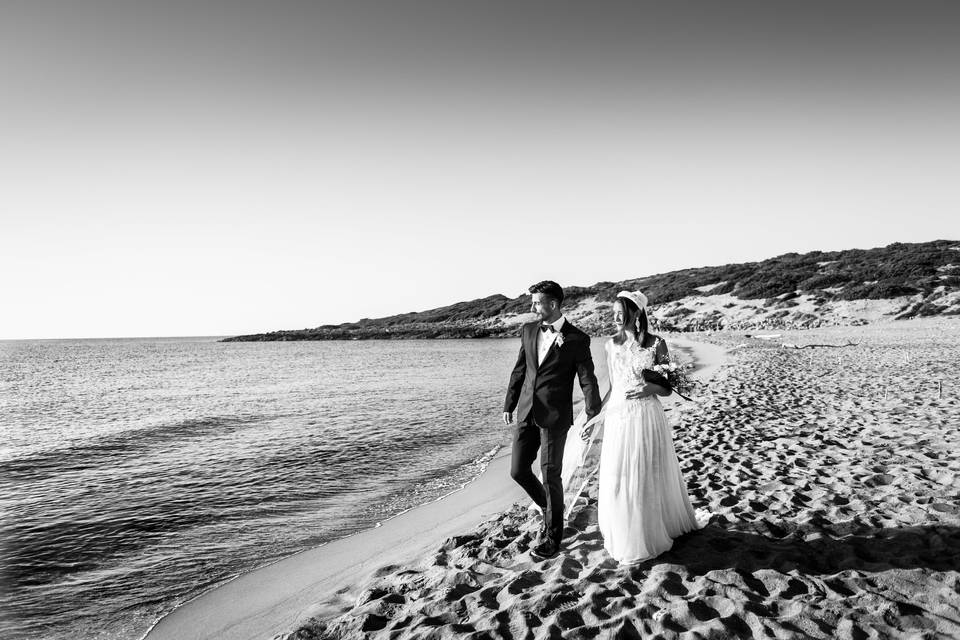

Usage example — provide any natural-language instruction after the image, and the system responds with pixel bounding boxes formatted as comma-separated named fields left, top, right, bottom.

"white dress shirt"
left=536, top=316, right=566, bottom=365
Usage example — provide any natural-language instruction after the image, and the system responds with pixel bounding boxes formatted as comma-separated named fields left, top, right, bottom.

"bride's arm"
left=605, top=338, right=613, bottom=388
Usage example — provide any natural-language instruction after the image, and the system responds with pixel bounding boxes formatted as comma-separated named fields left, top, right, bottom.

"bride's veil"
left=561, top=388, right=610, bottom=518
left=525, top=387, right=612, bottom=519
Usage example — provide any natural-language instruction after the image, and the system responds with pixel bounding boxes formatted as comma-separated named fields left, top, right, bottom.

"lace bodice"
left=605, top=336, right=662, bottom=411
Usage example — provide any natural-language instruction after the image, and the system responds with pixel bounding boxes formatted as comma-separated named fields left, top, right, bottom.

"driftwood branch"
left=781, top=342, right=859, bottom=350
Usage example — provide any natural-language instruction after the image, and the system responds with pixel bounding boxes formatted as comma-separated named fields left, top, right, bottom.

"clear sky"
left=2, top=0, right=959, bottom=339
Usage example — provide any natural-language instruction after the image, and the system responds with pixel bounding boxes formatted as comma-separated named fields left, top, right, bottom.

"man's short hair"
left=529, top=280, right=564, bottom=305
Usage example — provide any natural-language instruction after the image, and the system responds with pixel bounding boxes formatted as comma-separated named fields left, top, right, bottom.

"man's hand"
left=502, top=412, right=514, bottom=425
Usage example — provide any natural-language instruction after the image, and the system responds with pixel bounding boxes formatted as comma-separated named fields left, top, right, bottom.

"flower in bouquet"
left=645, top=357, right=696, bottom=400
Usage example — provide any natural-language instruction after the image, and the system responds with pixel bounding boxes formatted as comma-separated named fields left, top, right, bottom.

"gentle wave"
left=1, top=413, right=274, bottom=479
left=1, top=337, right=523, bottom=640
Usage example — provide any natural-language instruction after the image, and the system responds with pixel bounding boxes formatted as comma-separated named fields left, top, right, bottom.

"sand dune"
left=281, top=318, right=960, bottom=639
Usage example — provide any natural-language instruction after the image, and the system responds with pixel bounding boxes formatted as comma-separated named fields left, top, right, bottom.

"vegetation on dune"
left=622, top=240, right=956, bottom=303
left=222, top=240, right=960, bottom=341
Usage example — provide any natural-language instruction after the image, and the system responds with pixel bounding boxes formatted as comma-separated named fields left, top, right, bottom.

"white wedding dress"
left=597, top=335, right=700, bottom=564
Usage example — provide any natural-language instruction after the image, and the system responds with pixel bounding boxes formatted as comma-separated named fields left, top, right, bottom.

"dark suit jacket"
left=503, top=319, right=602, bottom=430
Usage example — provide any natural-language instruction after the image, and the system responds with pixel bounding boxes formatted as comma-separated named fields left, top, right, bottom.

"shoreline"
left=285, top=319, right=960, bottom=639
left=143, top=448, right=530, bottom=640
left=144, top=336, right=725, bottom=640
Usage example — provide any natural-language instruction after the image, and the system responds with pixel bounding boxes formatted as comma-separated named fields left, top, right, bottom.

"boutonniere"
left=554, top=332, right=565, bottom=348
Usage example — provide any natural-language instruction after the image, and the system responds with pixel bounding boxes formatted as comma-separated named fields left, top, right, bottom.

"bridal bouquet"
left=642, top=358, right=696, bottom=401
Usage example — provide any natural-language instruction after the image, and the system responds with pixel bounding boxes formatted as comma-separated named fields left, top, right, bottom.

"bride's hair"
left=614, top=296, right=649, bottom=344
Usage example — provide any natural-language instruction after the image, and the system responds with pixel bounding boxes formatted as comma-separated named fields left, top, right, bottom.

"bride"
left=596, top=290, right=701, bottom=564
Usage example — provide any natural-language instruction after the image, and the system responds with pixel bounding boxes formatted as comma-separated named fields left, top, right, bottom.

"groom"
left=502, top=280, right=602, bottom=558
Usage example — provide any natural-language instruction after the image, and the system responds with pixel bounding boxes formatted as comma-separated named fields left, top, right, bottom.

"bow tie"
left=540, top=324, right=557, bottom=333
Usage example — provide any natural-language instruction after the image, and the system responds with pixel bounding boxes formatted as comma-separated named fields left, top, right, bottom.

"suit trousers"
left=510, top=420, right=569, bottom=543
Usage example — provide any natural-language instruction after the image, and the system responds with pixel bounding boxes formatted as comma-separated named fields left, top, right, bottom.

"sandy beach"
left=260, top=319, right=960, bottom=639
left=143, top=320, right=960, bottom=639
left=144, top=337, right=626, bottom=640
left=142, top=335, right=721, bottom=639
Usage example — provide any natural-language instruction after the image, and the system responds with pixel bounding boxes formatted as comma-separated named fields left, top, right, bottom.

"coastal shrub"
left=896, top=302, right=947, bottom=319
left=736, top=276, right=802, bottom=299
left=710, top=281, right=737, bottom=295
left=800, top=273, right=849, bottom=290
left=917, top=302, right=949, bottom=317
left=663, top=306, right=694, bottom=318
left=839, top=281, right=919, bottom=300
left=773, top=299, right=799, bottom=308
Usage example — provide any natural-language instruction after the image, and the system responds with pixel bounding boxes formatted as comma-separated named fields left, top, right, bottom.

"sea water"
left=0, top=337, right=530, bottom=640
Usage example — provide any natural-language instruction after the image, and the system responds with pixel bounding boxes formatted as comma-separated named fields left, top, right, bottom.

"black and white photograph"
left=2, top=1, right=960, bottom=639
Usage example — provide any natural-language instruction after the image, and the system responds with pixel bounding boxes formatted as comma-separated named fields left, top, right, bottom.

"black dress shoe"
left=531, top=539, right=560, bottom=558
left=537, top=524, right=566, bottom=544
